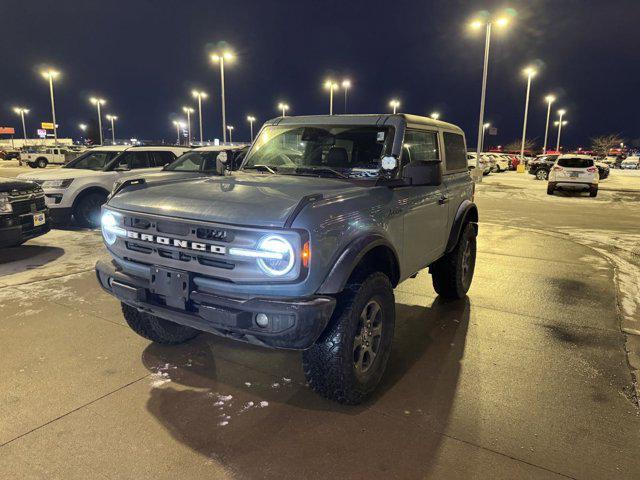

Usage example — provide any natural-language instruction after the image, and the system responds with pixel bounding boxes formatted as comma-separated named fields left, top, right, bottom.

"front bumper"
left=0, top=210, right=50, bottom=247
left=95, top=259, right=336, bottom=350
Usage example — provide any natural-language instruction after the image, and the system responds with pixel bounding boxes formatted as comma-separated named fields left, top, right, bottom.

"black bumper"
left=0, top=212, right=51, bottom=247
left=95, top=260, right=336, bottom=350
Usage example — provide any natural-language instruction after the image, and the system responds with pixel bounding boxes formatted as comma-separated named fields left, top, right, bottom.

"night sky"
left=2, top=0, right=638, bottom=149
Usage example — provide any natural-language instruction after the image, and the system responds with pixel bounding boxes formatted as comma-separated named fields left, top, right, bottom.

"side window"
left=401, top=130, right=439, bottom=166
left=151, top=151, right=175, bottom=167
left=119, top=151, right=151, bottom=169
left=443, top=133, right=467, bottom=171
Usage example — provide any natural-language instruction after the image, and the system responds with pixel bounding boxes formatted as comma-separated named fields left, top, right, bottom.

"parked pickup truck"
left=96, top=114, right=478, bottom=404
left=0, top=178, right=50, bottom=247
left=21, top=147, right=83, bottom=168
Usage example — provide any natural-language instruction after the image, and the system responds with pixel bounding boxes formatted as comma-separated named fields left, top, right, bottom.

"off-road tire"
left=73, top=191, right=108, bottom=228
left=536, top=169, right=548, bottom=180
left=547, top=184, right=555, bottom=195
left=431, top=222, right=477, bottom=299
left=589, top=185, right=598, bottom=197
left=121, top=303, right=199, bottom=344
left=302, top=272, right=395, bottom=405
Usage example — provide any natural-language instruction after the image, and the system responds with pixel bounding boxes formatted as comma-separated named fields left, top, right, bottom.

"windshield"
left=557, top=157, right=594, bottom=168
left=63, top=150, right=120, bottom=170
left=164, top=150, right=224, bottom=172
left=242, top=125, right=393, bottom=179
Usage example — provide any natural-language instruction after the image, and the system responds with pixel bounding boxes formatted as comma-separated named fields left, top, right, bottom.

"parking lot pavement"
left=2, top=186, right=640, bottom=479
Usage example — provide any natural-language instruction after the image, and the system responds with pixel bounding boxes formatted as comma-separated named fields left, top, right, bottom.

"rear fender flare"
left=445, top=201, right=478, bottom=252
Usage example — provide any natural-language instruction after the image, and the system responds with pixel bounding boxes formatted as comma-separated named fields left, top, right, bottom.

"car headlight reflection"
left=101, top=211, right=125, bottom=245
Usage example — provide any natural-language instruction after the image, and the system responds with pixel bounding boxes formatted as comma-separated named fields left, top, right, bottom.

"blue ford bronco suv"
left=96, top=114, right=478, bottom=404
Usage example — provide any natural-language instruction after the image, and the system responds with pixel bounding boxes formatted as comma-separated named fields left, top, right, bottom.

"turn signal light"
left=586, top=167, right=597, bottom=173
left=301, top=241, right=310, bottom=268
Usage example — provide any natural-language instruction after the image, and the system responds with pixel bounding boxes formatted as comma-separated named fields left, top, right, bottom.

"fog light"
left=255, top=313, right=269, bottom=328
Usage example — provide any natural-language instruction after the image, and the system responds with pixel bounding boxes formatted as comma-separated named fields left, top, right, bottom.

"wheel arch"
left=317, top=234, right=401, bottom=294
left=445, top=200, right=478, bottom=253
left=71, top=185, right=110, bottom=210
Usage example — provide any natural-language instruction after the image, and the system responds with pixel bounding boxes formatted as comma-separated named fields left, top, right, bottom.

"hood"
left=0, top=177, right=42, bottom=192
left=17, top=168, right=107, bottom=181
left=107, top=172, right=369, bottom=228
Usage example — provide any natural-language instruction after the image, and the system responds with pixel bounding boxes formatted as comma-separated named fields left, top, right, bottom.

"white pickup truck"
left=21, top=147, right=83, bottom=168
left=17, top=145, right=190, bottom=227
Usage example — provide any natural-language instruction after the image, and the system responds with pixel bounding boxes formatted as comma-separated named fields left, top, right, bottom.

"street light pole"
left=191, top=90, right=208, bottom=144
left=173, top=121, right=182, bottom=145
left=324, top=80, right=338, bottom=115
left=227, top=125, right=234, bottom=144
left=481, top=122, right=490, bottom=152
left=41, top=70, right=60, bottom=146
left=247, top=116, right=256, bottom=141
left=183, top=107, right=194, bottom=145
left=106, top=115, right=117, bottom=144
left=342, top=79, right=351, bottom=113
left=542, top=95, right=556, bottom=154
left=519, top=67, right=537, bottom=165
left=211, top=50, right=234, bottom=143
left=13, top=108, right=29, bottom=145
left=555, top=110, right=567, bottom=151
left=90, top=97, right=106, bottom=145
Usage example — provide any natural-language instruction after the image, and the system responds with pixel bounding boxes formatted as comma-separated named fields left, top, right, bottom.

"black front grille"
left=197, top=227, right=234, bottom=242
left=11, top=195, right=45, bottom=215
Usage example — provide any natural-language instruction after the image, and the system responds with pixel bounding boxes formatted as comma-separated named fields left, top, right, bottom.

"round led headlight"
left=257, top=235, right=295, bottom=277
left=101, top=211, right=120, bottom=245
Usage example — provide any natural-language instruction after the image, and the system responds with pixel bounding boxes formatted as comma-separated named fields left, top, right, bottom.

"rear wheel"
left=121, top=303, right=199, bottom=344
left=547, top=184, right=555, bottom=195
left=536, top=169, right=548, bottom=180
left=589, top=185, right=598, bottom=197
left=302, top=272, right=395, bottom=405
left=36, top=158, right=48, bottom=168
left=73, top=191, right=108, bottom=228
left=431, top=222, right=477, bottom=299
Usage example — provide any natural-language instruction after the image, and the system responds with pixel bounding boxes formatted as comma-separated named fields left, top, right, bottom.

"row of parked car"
left=466, top=152, right=530, bottom=175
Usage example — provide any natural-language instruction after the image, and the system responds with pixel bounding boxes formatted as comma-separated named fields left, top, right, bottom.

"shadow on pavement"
left=138, top=295, right=471, bottom=477
left=0, top=245, right=64, bottom=274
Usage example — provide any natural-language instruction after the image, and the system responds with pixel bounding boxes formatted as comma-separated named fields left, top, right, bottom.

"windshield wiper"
left=290, top=167, right=348, bottom=179
left=244, top=164, right=277, bottom=174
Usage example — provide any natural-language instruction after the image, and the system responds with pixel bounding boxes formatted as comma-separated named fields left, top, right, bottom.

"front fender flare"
left=445, top=200, right=478, bottom=252
left=317, top=234, right=400, bottom=295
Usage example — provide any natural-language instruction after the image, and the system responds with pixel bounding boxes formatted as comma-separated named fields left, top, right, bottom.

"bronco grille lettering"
left=125, top=230, right=226, bottom=254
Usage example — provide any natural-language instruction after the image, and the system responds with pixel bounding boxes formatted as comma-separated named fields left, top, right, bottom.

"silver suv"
left=95, top=114, right=478, bottom=404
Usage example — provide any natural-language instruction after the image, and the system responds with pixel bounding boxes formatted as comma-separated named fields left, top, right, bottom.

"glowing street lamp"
left=542, top=94, right=556, bottom=154
left=246, top=115, right=256, bottom=141
left=211, top=49, right=234, bottom=142
left=324, top=80, right=339, bottom=115
left=90, top=97, right=107, bottom=145
left=13, top=107, right=29, bottom=144
left=227, top=125, right=234, bottom=144
left=172, top=120, right=185, bottom=145
left=78, top=123, right=87, bottom=132
left=341, top=79, right=351, bottom=113
left=278, top=102, right=289, bottom=118
left=41, top=69, right=60, bottom=145
left=389, top=99, right=400, bottom=114
left=191, top=90, right=208, bottom=143
left=430, top=112, right=440, bottom=120
left=468, top=12, right=511, bottom=166
left=182, top=107, right=194, bottom=145
left=519, top=66, right=537, bottom=164
left=555, top=109, right=567, bottom=151
left=481, top=122, right=491, bottom=152
left=105, top=114, right=118, bottom=144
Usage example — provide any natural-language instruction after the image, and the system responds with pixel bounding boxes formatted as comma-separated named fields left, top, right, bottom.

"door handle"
left=438, top=195, right=449, bottom=205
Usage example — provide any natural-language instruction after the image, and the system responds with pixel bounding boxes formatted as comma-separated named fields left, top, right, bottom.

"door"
left=399, top=130, right=449, bottom=275
left=442, top=132, right=473, bottom=232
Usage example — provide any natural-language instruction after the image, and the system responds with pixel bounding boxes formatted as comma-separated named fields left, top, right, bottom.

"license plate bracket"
left=150, top=266, right=191, bottom=309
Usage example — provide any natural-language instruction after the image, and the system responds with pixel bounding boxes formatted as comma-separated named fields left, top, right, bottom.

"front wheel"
left=121, top=303, right=199, bottom=344
left=73, top=191, right=108, bottom=228
left=302, top=272, right=395, bottom=405
left=536, top=169, right=549, bottom=180
left=431, top=222, right=477, bottom=299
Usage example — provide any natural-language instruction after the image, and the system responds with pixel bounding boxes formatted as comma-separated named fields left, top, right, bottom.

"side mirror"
left=402, top=160, right=442, bottom=186
left=215, top=151, right=228, bottom=175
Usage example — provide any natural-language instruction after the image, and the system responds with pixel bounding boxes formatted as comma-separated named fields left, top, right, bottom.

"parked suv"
left=528, top=154, right=559, bottom=180
left=547, top=154, right=599, bottom=197
left=17, top=145, right=189, bottom=227
left=0, top=178, right=50, bottom=247
left=95, top=114, right=478, bottom=404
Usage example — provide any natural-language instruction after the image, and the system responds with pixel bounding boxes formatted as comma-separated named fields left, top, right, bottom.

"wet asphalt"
left=0, top=171, right=639, bottom=479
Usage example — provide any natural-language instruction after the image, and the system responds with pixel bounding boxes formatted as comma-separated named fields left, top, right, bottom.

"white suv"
left=17, top=145, right=190, bottom=227
left=547, top=154, right=599, bottom=197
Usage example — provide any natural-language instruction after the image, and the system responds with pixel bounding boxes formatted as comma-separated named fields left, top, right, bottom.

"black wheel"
left=535, top=169, right=548, bottom=180
left=28, top=162, right=37, bottom=169
left=431, top=222, right=477, bottom=299
left=547, top=184, right=555, bottom=195
left=302, top=272, right=395, bottom=405
left=73, top=191, right=108, bottom=228
left=589, top=186, right=598, bottom=197
left=37, top=158, right=48, bottom=168
left=121, top=303, right=199, bottom=344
